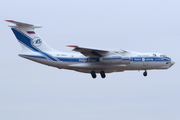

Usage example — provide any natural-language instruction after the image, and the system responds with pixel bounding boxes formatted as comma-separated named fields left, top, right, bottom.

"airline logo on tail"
left=6, top=20, right=61, bottom=62
left=31, top=37, right=42, bottom=47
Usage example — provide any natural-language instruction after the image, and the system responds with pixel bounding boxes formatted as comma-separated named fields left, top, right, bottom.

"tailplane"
left=6, top=20, right=56, bottom=53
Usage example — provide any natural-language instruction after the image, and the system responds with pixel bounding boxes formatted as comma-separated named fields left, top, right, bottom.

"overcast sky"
left=0, top=0, right=179, bottom=120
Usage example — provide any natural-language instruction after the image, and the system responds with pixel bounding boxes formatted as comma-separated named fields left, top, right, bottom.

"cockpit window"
left=160, top=55, right=171, bottom=59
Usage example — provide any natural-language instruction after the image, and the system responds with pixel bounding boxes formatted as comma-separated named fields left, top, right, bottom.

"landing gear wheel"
left=91, top=71, right=96, bottom=78
left=143, top=70, right=147, bottom=77
left=100, top=71, right=106, bottom=78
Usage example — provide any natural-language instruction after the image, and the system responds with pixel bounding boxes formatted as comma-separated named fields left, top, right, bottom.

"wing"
left=67, top=45, right=110, bottom=57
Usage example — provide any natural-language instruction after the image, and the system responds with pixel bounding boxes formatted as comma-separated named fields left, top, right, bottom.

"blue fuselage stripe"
left=131, top=57, right=170, bottom=62
left=19, top=55, right=171, bottom=63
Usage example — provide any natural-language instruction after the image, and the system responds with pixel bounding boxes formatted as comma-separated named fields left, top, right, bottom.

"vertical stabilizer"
left=6, top=20, right=56, bottom=53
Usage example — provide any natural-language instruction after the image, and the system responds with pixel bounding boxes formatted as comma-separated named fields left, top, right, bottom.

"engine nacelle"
left=99, top=56, right=130, bottom=64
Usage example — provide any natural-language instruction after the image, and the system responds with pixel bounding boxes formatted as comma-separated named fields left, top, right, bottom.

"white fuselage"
left=6, top=20, right=175, bottom=78
left=19, top=51, right=174, bottom=74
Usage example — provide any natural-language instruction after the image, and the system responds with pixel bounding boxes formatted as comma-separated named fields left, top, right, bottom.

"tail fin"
left=6, top=20, right=56, bottom=53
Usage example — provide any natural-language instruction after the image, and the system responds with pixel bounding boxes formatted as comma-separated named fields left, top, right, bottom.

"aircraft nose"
left=170, top=60, right=175, bottom=67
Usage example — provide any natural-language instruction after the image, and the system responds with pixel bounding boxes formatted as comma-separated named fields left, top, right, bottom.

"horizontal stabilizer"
left=5, top=20, right=42, bottom=28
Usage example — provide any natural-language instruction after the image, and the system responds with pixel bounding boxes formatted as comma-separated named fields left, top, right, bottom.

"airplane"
left=6, top=20, right=175, bottom=78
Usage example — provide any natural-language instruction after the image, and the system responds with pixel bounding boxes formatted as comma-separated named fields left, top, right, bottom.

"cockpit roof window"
left=160, top=55, right=171, bottom=59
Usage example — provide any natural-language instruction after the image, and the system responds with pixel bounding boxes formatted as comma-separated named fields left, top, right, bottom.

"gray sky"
left=0, top=0, right=179, bottom=120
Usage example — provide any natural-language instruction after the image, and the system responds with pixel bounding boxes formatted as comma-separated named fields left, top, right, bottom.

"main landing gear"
left=91, top=70, right=106, bottom=79
left=91, top=71, right=97, bottom=78
left=100, top=71, right=106, bottom=78
left=143, top=70, right=147, bottom=77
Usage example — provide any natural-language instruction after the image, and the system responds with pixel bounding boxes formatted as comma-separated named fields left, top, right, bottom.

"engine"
left=99, top=56, right=130, bottom=64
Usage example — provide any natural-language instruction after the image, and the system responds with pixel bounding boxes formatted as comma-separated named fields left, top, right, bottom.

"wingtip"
left=66, top=45, right=78, bottom=47
left=5, top=20, right=14, bottom=22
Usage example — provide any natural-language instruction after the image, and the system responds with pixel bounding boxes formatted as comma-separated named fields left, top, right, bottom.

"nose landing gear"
left=143, top=70, right=147, bottom=77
